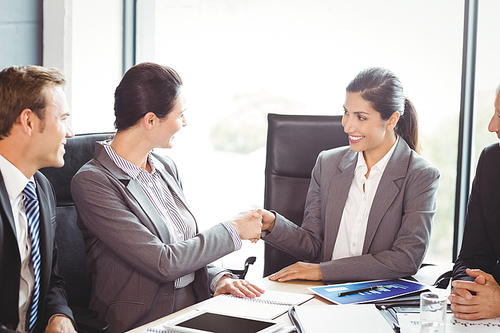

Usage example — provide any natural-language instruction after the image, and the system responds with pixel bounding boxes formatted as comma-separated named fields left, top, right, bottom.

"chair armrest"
left=227, top=256, right=256, bottom=279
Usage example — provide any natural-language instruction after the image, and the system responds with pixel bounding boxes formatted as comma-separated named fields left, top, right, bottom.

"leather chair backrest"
left=263, top=114, right=348, bottom=276
left=40, top=133, right=113, bottom=308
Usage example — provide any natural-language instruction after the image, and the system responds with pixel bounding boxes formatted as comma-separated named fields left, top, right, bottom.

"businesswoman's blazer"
left=264, top=139, right=440, bottom=283
left=71, top=144, right=236, bottom=333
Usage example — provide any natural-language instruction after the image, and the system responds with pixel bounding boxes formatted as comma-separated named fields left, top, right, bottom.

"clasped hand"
left=231, top=208, right=278, bottom=243
left=231, top=209, right=263, bottom=242
left=449, top=268, right=500, bottom=320
left=231, top=209, right=322, bottom=282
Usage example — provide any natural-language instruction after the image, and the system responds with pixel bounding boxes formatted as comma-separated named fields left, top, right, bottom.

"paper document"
left=196, top=290, right=314, bottom=319
left=294, top=304, right=394, bottom=332
left=309, top=278, right=428, bottom=305
left=398, top=312, right=500, bottom=333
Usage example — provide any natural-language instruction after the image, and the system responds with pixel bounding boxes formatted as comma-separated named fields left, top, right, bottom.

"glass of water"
left=420, top=292, right=447, bottom=333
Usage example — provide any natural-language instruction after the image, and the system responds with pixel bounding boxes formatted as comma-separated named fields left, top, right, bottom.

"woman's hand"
left=260, top=209, right=276, bottom=232
left=268, top=262, right=322, bottom=282
left=449, top=268, right=500, bottom=320
left=230, top=210, right=262, bottom=241
left=214, top=276, right=265, bottom=298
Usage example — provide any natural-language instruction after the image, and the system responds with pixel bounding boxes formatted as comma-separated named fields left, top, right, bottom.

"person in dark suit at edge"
left=449, top=83, right=500, bottom=320
left=0, top=65, right=76, bottom=332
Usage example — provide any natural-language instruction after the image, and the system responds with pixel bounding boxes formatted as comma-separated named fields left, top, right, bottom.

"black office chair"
left=263, top=113, right=348, bottom=277
left=40, top=133, right=112, bottom=333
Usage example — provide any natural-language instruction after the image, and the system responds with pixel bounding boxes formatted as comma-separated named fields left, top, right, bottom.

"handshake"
left=230, top=209, right=277, bottom=242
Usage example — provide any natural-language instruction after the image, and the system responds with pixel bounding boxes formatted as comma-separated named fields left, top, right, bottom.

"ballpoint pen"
left=288, top=306, right=304, bottom=333
left=338, top=285, right=383, bottom=297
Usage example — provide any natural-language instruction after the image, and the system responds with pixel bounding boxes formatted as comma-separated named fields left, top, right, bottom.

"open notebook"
left=196, top=290, right=314, bottom=320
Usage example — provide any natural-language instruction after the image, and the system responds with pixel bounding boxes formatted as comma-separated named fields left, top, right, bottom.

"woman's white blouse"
left=332, top=137, right=399, bottom=260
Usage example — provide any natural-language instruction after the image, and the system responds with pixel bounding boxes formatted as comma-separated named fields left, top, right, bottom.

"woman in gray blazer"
left=261, top=67, right=440, bottom=283
left=71, top=63, right=264, bottom=333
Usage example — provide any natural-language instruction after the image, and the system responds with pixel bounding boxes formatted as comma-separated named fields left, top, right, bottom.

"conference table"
left=125, top=264, right=453, bottom=333
left=125, top=278, right=329, bottom=333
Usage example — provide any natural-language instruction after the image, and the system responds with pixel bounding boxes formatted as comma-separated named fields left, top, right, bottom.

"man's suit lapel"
left=0, top=171, right=16, bottom=239
left=0, top=171, right=22, bottom=330
left=322, top=150, right=357, bottom=261
left=362, top=139, right=410, bottom=253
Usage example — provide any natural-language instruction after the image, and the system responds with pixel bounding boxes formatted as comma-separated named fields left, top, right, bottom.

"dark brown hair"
left=114, top=62, right=183, bottom=131
left=0, top=65, right=66, bottom=139
left=346, top=67, right=421, bottom=154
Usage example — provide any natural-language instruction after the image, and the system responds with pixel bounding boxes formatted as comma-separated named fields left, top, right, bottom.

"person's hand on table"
left=214, top=275, right=265, bottom=298
left=268, top=262, right=322, bottom=282
left=448, top=268, right=500, bottom=320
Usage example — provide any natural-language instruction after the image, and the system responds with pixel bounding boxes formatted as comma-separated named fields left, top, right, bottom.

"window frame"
left=105, top=0, right=481, bottom=263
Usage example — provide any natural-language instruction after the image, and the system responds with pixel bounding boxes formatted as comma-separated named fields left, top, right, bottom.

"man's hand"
left=45, top=315, right=76, bottom=333
left=231, top=210, right=262, bottom=241
left=448, top=268, right=500, bottom=320
left=214, top=275, right=265, bottom=298
left=268, top=262, right=322, bottom=282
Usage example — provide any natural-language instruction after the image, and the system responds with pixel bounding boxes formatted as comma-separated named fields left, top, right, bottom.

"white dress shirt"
left=0, top=154, right=35, bottom=333
left=332, top=137, right=399, bottom=260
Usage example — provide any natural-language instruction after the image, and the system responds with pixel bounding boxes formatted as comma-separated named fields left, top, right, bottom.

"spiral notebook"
left=196, top=290, right=314, bottom=319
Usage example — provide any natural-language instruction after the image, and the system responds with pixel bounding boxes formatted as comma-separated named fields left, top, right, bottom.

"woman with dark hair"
left=260, top=67, right=440, bottom=283
left=71, top=63, right=264, bottom=333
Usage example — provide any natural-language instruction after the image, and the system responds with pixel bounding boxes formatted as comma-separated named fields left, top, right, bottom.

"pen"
left=338, top=285, right=382, bottom=297
left=288, top=306, right=304, bottom=333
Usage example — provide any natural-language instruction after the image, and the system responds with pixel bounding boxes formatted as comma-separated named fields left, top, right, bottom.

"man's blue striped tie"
left=23, top=181, right=41, bottom=333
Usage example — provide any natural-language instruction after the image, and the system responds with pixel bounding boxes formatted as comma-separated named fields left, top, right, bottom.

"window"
left=135, top=0, right=465, bottom=278
left=473, top=0, right=500, bottom=162
left=43, top=0, right=123, bottom=134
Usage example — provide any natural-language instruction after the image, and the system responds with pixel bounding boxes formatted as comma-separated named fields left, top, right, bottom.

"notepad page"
left=196, top=290, right=313, bottom=320
left=295, top=304, right=393, bottom=332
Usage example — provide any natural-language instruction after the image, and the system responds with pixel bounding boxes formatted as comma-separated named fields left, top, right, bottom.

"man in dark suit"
left=450, top=86, right=500, bottom=320
left=0, top=66, right=76, bottom=333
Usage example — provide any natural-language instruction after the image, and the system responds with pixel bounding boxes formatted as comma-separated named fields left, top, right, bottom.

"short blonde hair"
left=0, top=65, right=66, bottom=139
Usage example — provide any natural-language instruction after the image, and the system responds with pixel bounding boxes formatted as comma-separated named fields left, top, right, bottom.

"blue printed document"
left=309, top=278, right=428, bottom=305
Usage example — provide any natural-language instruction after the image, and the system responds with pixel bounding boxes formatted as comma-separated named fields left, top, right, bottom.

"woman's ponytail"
left=396, top=98, right=420, bottom=154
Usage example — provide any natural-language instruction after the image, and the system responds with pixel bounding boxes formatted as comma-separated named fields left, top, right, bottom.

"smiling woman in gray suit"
left=261, top=67, right=440, bottom=284
left=70, top=63, right=264, bottom=333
